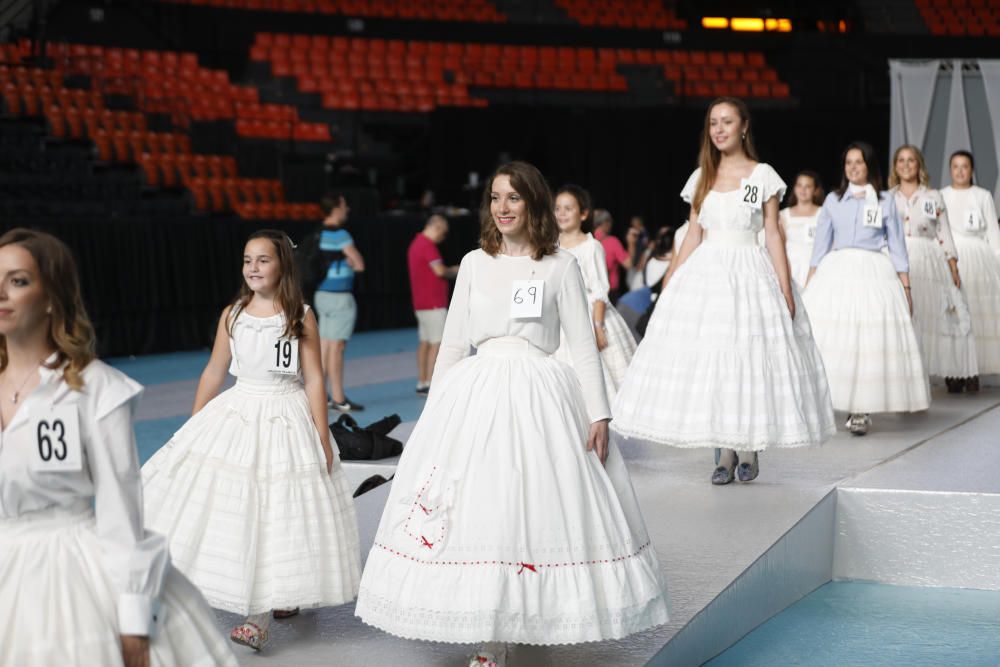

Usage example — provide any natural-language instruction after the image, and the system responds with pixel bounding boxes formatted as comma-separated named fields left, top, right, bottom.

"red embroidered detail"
left=419, top=504, right=432, bottom=515
left=373, top=541, right=653, bottom=570
left=420, top=535, right=434, bottom=549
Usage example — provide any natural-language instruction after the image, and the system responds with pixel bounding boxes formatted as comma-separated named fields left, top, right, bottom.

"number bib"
left=964, top=209, right=983, bottom=231
left=741, top=178, right=762, bottom=210
left=28, top=405, right=82, bottom=472
left=510, top=280, right=544, bottom=319
left=271, top=337, right=300, bottom=375
left=921, top=199, right=937, bottom=220
left=806, top=224, right=816, bottom=239
left=863, top=204, right=883, bottom=229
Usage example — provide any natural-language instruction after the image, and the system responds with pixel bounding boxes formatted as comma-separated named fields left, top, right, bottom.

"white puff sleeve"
left=757, top=163, right=788, bottom=206
left=680, top=168, right=701, bottom=205
left=84, top=364, right=171, bottom=637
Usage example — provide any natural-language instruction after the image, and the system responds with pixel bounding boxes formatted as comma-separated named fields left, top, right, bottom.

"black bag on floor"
left=331, top=414, right=403, bottom=460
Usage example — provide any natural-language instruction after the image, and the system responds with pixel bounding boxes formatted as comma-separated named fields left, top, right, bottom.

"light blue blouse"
left=810, top=190, right=909, bottom=273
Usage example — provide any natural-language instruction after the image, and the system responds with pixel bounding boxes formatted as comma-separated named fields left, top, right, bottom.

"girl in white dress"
left=612, top=97, right=836, bottom=485
left=889, top=145, right=977, bottom=392
left=779, top=170, right=824, bottom=288
left=803, top=142, right=930, bottom=435
left=0, top=228, right=236, bottom=667
left=942, top=150, right=1000, bottom=386
left=355, top=161, right=668, bottom=667
left=142, top=230, right=361, bottom=651
left=554, top=183, right=637, bottom=403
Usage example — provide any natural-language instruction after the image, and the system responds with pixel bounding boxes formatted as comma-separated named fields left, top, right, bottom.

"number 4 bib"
left=28, top=405, right=82, bottom=472
left=271, top=337, right=300, bottom=375
left=964, top=209, right=984, bottom=231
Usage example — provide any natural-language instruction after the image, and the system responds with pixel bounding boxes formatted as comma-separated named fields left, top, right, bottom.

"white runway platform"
left=214, top=388, right=1000, bottom=666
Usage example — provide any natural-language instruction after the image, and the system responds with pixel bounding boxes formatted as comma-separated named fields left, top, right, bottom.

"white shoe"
left=468, top=642, right=507, bottom=667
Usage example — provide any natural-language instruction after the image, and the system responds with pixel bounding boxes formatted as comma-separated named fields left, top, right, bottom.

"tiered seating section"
left=254, top=33, right=788, bottom=112
left=915, top=0, right=1000, bottom=35
left=553, top=0, right=686, bottom=30
left=159, top=0, right=505, bottom=22
left=0, top=41, right=324, bottom=220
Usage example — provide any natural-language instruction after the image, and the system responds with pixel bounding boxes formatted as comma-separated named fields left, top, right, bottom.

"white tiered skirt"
left=355, top=337, right=669, bottom=644
left=786, top=239, right=814, bottom=289
left=142, top=378, right=361, bottom=615
left=611, top=231, right=836, bottom=450
left=0, top=506, right=237, bottom=667
left=803, top=248, right=930, bottom=413
left=905, top=236, right=978, bottom=379
left=953, top=232, right=1000, bottom=374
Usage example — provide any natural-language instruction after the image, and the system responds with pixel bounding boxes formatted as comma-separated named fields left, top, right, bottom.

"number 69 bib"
left=271, top=337, right=300, bottom=375
left=28, top=405, right=82, bottom=472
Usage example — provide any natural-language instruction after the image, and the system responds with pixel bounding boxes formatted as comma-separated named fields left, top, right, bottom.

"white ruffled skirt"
left=611, top=234, right=836, bottom=450
left=355, top=337, right=669, bottom=644
left=803, top=248, right=930, bottom=413
left=905, top=236, right=978, bottom=379
left=555, top=299, right=637, bottom=404
left=142, top=378, right=361, bottom=615
left=0, top=505, right=237, bottom=667
left=953, top=233, right=1000, bottom=374
left=786, top=239, right=813, bottom=289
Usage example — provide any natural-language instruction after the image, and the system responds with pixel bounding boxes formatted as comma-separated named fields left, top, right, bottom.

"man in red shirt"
left=407, top=214, right=459, bottom=394
left=593, top=209, right=639, bottom=302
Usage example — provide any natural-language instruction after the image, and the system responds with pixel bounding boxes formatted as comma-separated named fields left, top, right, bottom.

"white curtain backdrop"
left=941, top=65, right=972, bottom=187
left=889, top=59, right=941, bottom=165
left=978, top=60, right=1000, bottom=204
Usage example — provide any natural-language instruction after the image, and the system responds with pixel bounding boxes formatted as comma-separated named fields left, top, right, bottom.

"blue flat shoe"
left=737, top=452, right=759, bottom=482
left=712, top=465, right=735, bottom=485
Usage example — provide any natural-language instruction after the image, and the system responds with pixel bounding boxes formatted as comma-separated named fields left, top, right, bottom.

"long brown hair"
left=786, top=170, right=825, bottom=206
left=692, top=97, right=759, bottom=213
left=229, top=229, right=305, bottom=340
left=888, top=144, right=931, bottom=189
left=479, top=161, right=559, bottom=261
left=835, top=141, right=883, bottom=197
left=0, top=228, right=96, bottom=390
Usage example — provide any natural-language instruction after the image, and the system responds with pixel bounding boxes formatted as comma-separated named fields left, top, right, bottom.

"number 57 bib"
left=28, top=405, right=82, bottom=472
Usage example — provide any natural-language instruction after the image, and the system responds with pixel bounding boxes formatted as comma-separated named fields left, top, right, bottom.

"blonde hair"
left=692, top=97, right=759, bottom=213
left=889, top=144, right=930, bottom=188
left=0, top=228, right=96, bottom=390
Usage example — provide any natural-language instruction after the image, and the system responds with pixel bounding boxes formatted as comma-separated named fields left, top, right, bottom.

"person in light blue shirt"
left=803, top=141, right=930, bottom=436
left=314, top=192, right=366, bottom=412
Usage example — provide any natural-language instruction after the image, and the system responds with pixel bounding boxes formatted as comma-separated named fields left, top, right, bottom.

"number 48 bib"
left=28, top=405, right=82, bottom=472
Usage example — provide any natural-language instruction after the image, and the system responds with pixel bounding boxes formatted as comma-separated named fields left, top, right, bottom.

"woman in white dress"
left=554, top=183, right=637, bottom=403
left=612, top=97, right=836, bottom=485
left=942, top=150, right=1000, bottom=387
left=889, top=145, right=977, bottom=392
left=0, top=228, right=236, bottom=667
left=779, top=170, right=824, bottom=288
left=355, top=161, right=668, bottom=667
left=803, top=141, right=930, bottom=435
left=142, top=230, right=361, bottom=651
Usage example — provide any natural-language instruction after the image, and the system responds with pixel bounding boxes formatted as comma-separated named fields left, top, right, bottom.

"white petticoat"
left=142, top=378, right=361, bottom=615
left=555, top=299, right=637, bottom=404
left=905, top=236, right=978, bottom=379
left=953, top=234, right=1000, bottom=374
left=786, top=239, right=813, bottom=289
left=355, top=338, right=669, bottom=644
left=803, top=248, right=930, bottom=413
left=611, top=234, right=836, bottom=450
left=0, top=506, right=237, bottom=667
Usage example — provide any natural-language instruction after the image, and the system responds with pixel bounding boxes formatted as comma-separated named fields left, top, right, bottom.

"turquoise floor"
left=109, top=328, right=427, bottom=464
left=707, top=581, right=1000, bottom=666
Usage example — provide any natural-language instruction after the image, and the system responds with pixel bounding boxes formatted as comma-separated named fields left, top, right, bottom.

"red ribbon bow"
left=517, top=562, right=537, bottom=574
left=420, top=535, right=434, bottom=549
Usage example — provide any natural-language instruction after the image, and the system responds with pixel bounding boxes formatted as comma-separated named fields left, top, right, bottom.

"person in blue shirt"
left=803, top=141, right=930, bottom=435
left=315, top=193, right=366, bottom=412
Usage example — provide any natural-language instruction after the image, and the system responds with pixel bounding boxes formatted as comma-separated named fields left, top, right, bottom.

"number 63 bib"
left=28, top=405, right=82, bottom=472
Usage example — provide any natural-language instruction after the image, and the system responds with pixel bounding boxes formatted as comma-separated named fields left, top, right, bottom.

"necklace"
left=3, top=364, right=41, bottom=404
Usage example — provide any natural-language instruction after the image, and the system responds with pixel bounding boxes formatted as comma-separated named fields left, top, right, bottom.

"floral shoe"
left=230, top=622, right=269, bottom=651
left=468, top=642, right=507, bottom=667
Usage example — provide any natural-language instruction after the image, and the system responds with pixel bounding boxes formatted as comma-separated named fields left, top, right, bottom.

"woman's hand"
left=323, top=443, right=335, bottom=474
left=586, top=419, right=610, bottom=465
left=121, top=636, right=150, bottom=667
left=949, top=262, right=962, bottom=289
left=594, top=324, right=609, bottom=351
left=904, top=287, right=913, bottom=315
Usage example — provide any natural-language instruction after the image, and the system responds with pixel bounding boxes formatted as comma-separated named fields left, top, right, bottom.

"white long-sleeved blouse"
left=942, top=185, right=1000, bottom=254
left=431, top=248, right=611, bottom=422
left=0, top=358, right=168, bottom=636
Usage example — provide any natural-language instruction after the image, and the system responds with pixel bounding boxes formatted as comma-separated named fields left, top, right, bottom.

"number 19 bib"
left=28, top=405, right=82, bottom=472
left=271, top=337, right=300, bottom=375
